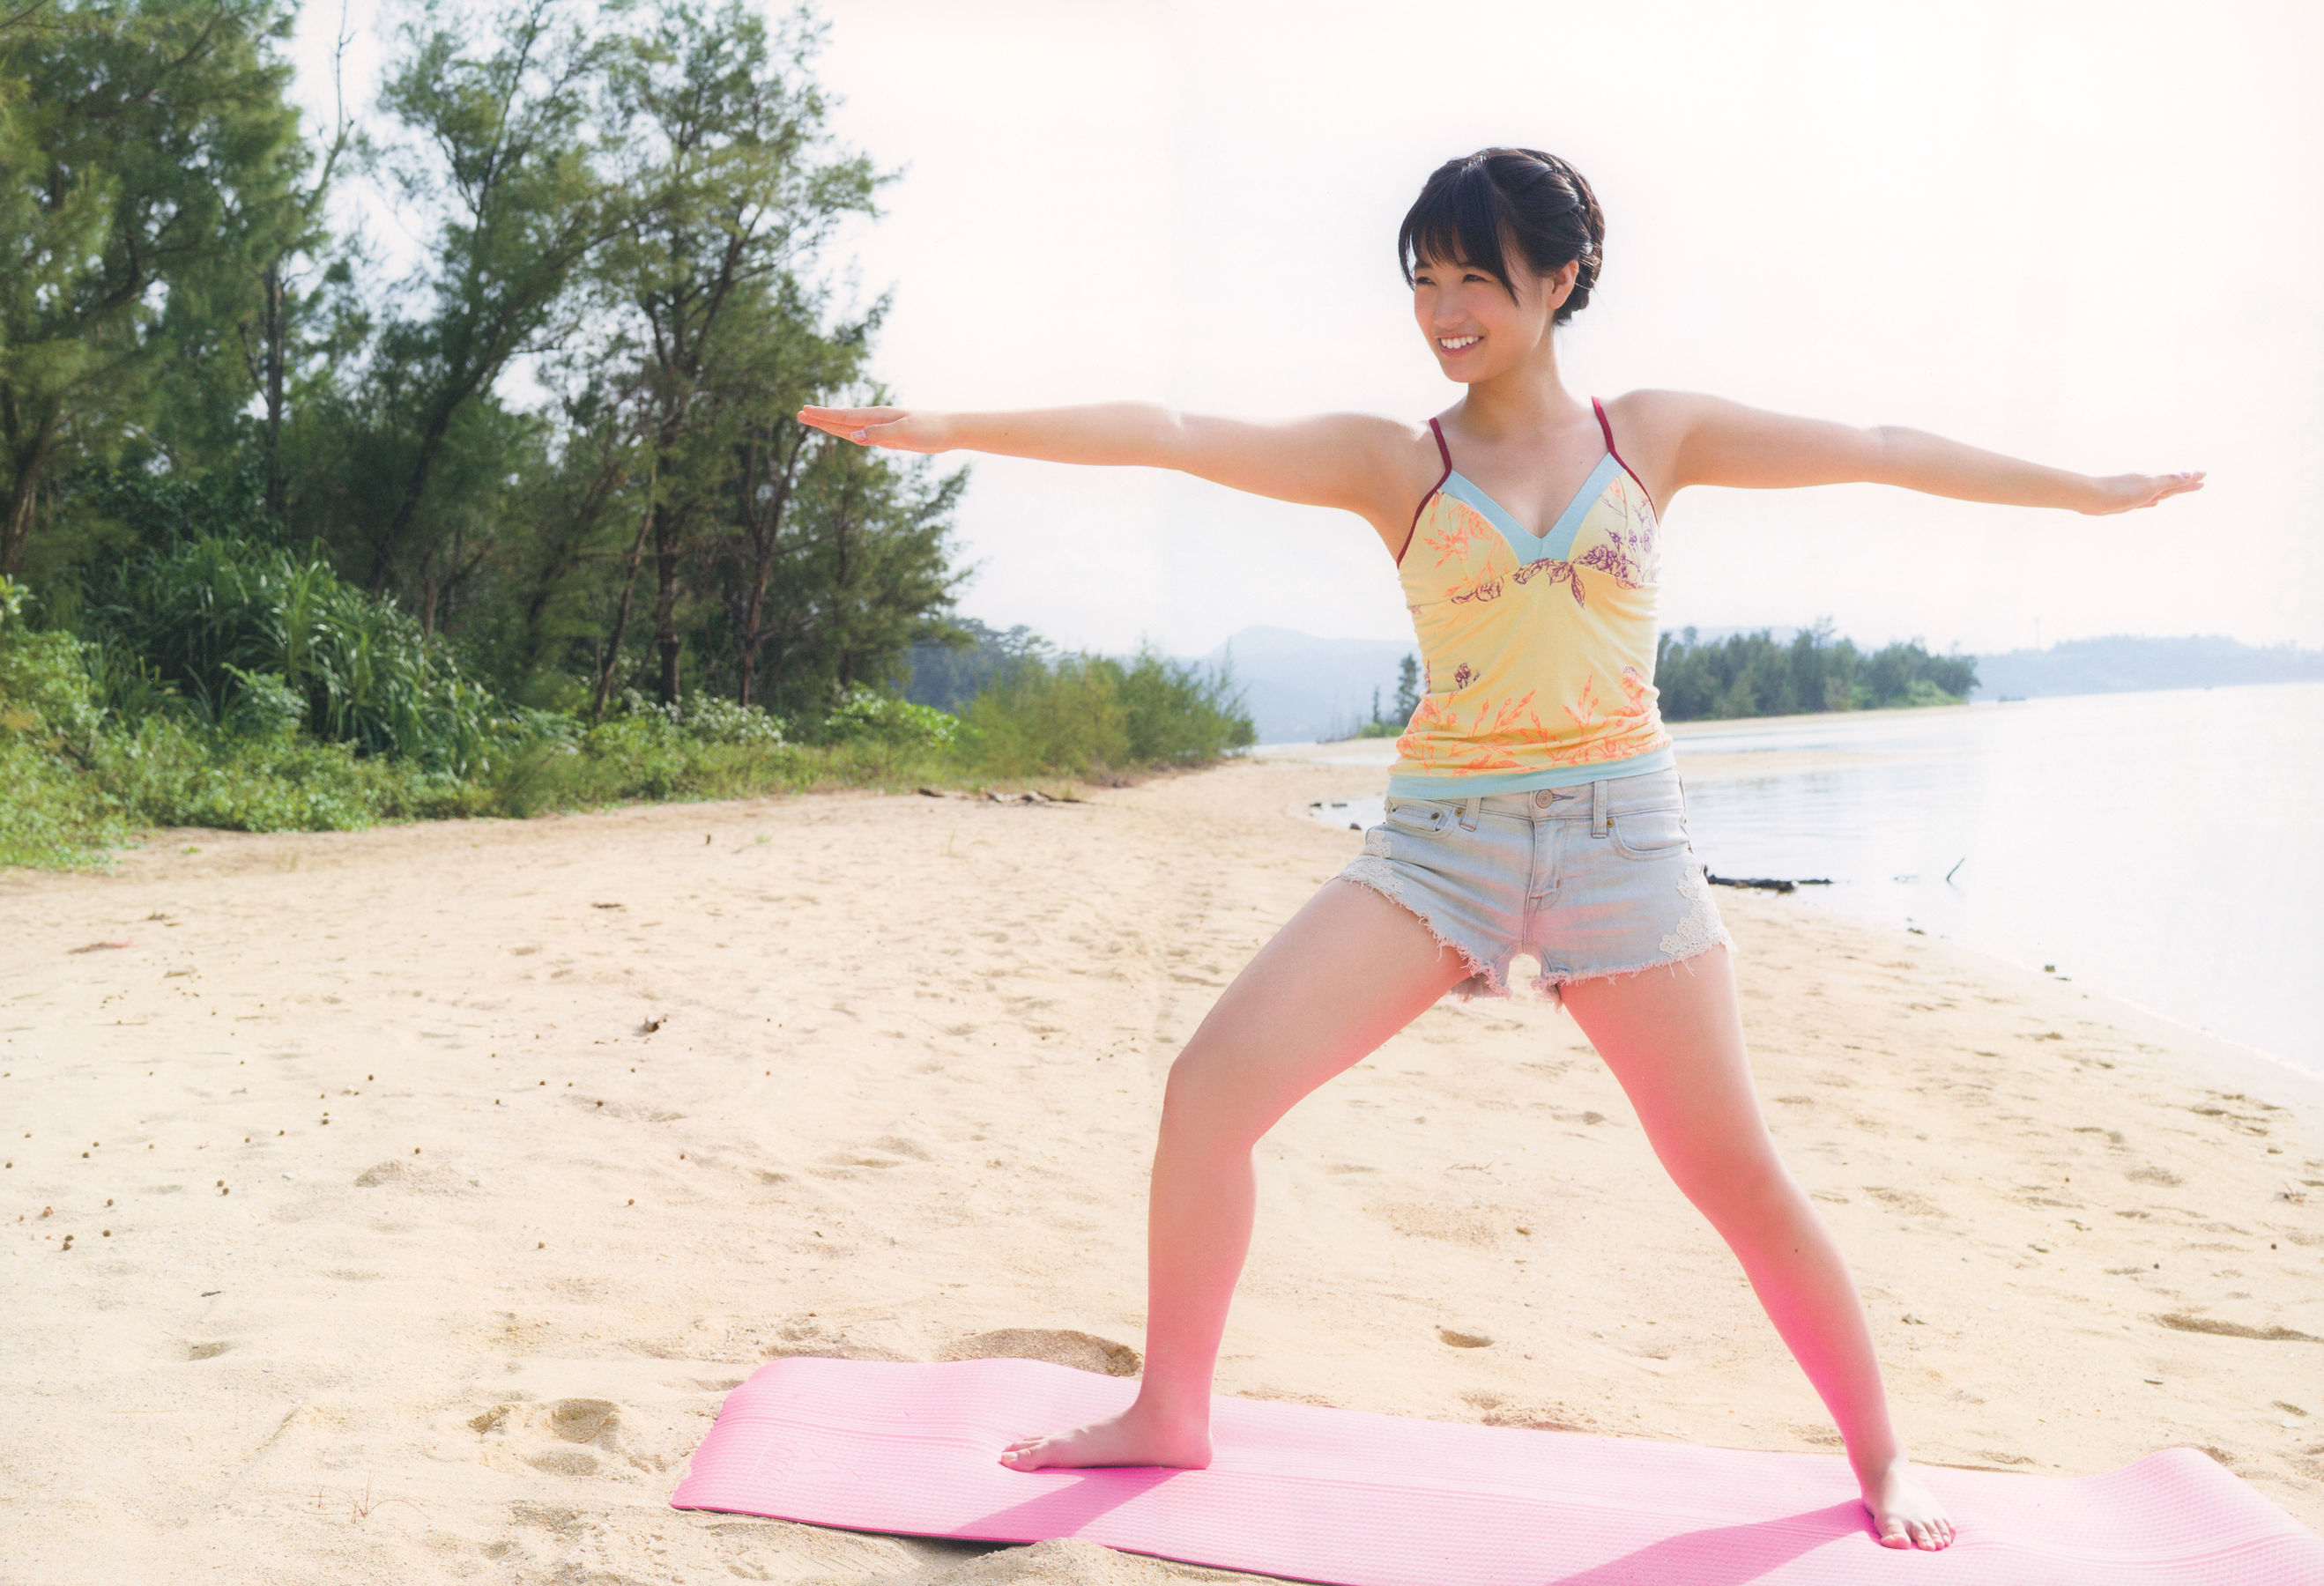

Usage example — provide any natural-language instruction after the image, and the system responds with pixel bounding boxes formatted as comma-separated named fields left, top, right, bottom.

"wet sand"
left=3, top=759, right=2319, bottom=1582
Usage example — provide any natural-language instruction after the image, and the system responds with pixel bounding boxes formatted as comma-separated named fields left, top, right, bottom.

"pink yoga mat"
left=670, top=1357, right=2324, bottom=1585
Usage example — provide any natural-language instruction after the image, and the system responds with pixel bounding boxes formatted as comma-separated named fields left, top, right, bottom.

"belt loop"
left=1459, top=796, right=1480, bottom=832
left=1590, top=779, right=1608, bottom=838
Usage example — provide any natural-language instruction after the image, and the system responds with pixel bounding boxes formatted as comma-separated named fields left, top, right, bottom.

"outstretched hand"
left=2082, top=471, right=2205, bottom=515
left=797, top=405, right=950, bottom=453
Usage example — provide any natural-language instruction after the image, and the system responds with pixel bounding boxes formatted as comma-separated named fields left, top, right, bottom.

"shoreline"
left=3, top=761, right=2317, bottom=1581
left=1259, top=712, right=2323, bottom=1093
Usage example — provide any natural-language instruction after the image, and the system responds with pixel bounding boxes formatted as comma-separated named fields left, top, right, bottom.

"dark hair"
left=1398, top=148, right=1605, bottom=325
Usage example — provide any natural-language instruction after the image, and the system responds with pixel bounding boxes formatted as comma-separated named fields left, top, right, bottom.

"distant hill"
left=1197, top=626, right=1416, bottom=744
left=1970, top=636, right=2324, bottom=700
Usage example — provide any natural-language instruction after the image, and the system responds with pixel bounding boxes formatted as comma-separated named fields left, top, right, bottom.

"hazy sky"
left=296, top=0, right=2324, bottom=657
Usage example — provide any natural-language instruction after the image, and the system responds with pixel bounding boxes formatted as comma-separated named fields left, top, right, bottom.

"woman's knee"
left=1159, top=1046, right=1276, bottom=1152
left=1665, top=1139, right=1794, bottom=1219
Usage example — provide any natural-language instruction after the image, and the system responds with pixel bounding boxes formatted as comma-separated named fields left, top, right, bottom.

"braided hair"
left=1397, top=148, right=1606, bottom=325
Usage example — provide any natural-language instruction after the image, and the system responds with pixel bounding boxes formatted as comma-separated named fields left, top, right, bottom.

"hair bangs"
left=1399, top=162, right=1518, bottom=296
left=1399, top=149, right=1606, bottom=324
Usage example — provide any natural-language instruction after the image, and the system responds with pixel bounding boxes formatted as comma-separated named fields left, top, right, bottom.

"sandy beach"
left=3, top=755, right=2320, bottom=1583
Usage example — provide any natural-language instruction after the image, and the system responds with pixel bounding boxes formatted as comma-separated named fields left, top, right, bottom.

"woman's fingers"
left=796, top=405, right=932, bottom=449
left=2088, top=471, right=2206, bottom=515
left=2135, top=472, right=2206, bottom=510
left=797, top=406, right=899, bottom=439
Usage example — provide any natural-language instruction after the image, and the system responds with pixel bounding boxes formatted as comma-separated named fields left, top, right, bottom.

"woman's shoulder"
left=1316, top=409, right=1459, bottom=501
left=1598, top=388, right=1715, bottom=430
left=1593, top=390, right=1721, bottom=511
left=1595, top=389, right=1722, bottom=466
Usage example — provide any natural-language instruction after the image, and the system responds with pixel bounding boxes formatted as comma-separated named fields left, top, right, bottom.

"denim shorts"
left=1337, top=766, right=1732, bottom=1000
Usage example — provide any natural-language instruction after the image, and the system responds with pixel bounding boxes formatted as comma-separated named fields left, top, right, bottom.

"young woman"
left=798, top=147, right=2201, bottom=1553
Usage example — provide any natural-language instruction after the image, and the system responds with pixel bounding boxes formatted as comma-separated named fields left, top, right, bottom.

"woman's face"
left=1410, top=252, right=1574, bottom=383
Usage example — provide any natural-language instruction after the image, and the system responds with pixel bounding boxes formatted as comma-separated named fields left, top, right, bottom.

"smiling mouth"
left=1437, top=335, right=1480, bottom=352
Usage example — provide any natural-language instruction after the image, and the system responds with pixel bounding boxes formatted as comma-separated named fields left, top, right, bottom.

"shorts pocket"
left=1610, top=804, right=1689, bottom=860
left=1384, top=797, right=1453, bottom=836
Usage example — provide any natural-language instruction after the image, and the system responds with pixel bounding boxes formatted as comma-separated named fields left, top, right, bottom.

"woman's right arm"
left=796, top=403, right=1433, bottom=550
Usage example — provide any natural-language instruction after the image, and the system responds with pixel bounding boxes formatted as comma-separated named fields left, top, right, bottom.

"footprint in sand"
left=939, top=1328, right=1142, bottom=1378
left=547, top=1398, right=619, bottom=1443
left=1863, top=1186, right=1945, bottom=1217
left=2156, top=1313, right=2319, bottom=1342
left=876, top=1536, right=1144, bottom=1584
left=353, top=1158, right=471, bottom=1192
left=765, top=1316, right=914, bottom=1362
left=472, top=1397, right=627, bottom=1479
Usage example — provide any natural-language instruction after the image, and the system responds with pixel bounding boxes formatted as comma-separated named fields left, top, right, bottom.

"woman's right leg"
left=1001, top=878, right=1470, bottom=1469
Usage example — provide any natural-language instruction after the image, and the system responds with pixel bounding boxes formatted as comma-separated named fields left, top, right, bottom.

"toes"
left=1877, top=1520, right=1910, bottom=1549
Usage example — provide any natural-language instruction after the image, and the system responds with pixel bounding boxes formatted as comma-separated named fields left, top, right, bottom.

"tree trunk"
left=735, top=426, right=809, bottom=708
left=262, top=259, right=286, bottom=524
left=828, top=468, right=859, bottom=694
left=650, top=494, right=682, bottom=706
left=1, top=421, right=53, bottom=577
left=369, top=383, right=479, bottom=595
left=522, top=430, right=630, bottom=683
left=590, top=452, right=657, bottom=723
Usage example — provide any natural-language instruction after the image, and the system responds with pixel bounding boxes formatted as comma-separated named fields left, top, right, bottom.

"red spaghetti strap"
left=1398, top=419, right=1455, bottom=566
left=1592, top=396, right=1657, bottom=516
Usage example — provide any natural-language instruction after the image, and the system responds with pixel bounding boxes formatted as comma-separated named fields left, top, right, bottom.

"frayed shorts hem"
left=1333, top=863, right=1501, bottom=993
left=1531, top=935, right=1734, bottom=1006
left=1333, top=867, right=1734, bottom=1006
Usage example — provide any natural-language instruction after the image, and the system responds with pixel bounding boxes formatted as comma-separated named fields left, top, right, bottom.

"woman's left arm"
left=1619, top=390, right=2203, bottom=515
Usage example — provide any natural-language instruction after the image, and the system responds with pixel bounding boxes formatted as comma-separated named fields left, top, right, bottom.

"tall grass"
left=88, top=536, right=505, bottom=773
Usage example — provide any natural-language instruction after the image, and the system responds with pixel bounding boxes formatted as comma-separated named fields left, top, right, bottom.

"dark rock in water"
left=1707, top=873, right=1831, bottom=893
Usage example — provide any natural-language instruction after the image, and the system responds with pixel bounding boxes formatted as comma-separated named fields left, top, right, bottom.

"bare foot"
left=999, top=1399, right=1213, bottom=1471
left=1860, top=1456, right=1956, bottom=1550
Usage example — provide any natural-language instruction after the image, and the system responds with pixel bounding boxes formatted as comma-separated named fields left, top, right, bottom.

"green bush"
left=104, top=717, right=459, bottom=832
left=1, top=591, right=1254, bottom=869
left=0, top=737, right=133, bottom=868
left=962, top=654, right=1128, bottom=777
left=0, top=624, right=107, bottom=752
left=605, top=688, right=789, bottom=748
left=962, top=646, right=1250, bottom=777
left=87, top=535, right=506, bottom=774
left=823, top=687, right=957, bottom=748
left=1115, top=647, right=1253, bottom=764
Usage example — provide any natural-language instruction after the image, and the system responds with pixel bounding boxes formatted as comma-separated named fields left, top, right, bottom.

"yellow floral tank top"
left=1388, top=399, right=1674, bottom=797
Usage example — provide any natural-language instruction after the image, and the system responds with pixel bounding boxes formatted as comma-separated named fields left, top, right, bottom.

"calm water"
left=1289, top=681, right=2324, bottom=1078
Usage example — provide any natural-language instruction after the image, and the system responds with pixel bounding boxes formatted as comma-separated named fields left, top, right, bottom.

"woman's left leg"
left=1560, top=945, right=1956, bottom=1552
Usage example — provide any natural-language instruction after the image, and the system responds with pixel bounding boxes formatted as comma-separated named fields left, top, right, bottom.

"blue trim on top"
left=1537, top=454, right=1621, bottom=560
left=1434, top=472, right=1531, bottom=551
left=1385, top=743, right=1674, bottom=799
left=1437, top=455, right=1622, bottom=567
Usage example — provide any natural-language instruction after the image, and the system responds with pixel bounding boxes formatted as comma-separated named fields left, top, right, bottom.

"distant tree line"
left=1972, top=635, right=2324, bottom=700
left=3, top=0, right=962, bottom=724
left=1654, top=625, right=1977, bottom=721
